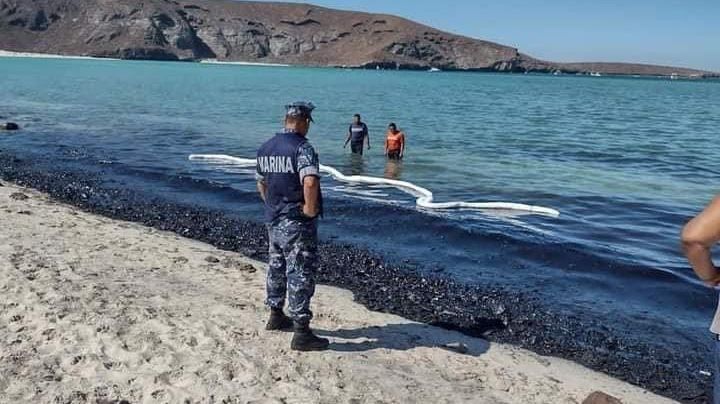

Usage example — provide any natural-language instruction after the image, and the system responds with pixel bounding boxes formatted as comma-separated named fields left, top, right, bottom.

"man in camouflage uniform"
left=256, top=101, right=329, bottom=351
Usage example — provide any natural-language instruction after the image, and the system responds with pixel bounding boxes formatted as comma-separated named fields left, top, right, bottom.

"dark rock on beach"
left=0, top=0, right=716, bottom=77
left=583, top=391, right=623, bottom=404
left=0, top=150, right=711, bottom=403
left=9, top=191, right=28, bottom=200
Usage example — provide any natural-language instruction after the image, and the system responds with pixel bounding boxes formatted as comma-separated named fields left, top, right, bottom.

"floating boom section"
left=188, top=154, right=560, bottom=217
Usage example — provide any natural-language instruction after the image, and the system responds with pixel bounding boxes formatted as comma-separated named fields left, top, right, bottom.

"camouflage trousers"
left=265, top=216, right=319, bottom=326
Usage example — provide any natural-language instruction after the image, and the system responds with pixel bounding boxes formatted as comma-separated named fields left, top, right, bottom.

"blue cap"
left=285, top=101, right=315, bottom=122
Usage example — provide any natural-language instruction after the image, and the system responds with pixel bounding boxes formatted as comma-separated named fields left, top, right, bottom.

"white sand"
left=0, top=50, right=289, bottom=66
left=199, top=59, right=291, bottom=67
left=0, top=50, right=117, bottom=61
left=0, top=182, right=674, bottom=403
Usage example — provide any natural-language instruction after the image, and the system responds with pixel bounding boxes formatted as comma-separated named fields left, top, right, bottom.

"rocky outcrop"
left=0, top=0, right=716, bottom=78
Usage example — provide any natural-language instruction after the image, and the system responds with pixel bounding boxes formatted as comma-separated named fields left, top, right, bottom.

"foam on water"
left=188, top=154, right=561, bottom=217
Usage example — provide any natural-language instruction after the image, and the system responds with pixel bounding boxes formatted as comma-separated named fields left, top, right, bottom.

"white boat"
left=428, top=67, right=441, bottom=72
left=590, top=72, right=602, bottom=77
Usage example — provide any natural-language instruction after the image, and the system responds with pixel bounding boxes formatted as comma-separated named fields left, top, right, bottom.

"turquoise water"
left=4, top=58, right=719, bottom=206
left=3, top=58, right=719, bottom=266
left=2, top=57, right=720, bottom=350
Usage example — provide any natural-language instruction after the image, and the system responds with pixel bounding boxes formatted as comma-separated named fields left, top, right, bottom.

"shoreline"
left=0, top=49, right=118, bottom=61
left=0, top=180, right=675, bottom=403
left=0, top=150, right=710, bottom=402
left=1, top=49, right=716, bottom=80
left=199, top=59, right=291, bottom=67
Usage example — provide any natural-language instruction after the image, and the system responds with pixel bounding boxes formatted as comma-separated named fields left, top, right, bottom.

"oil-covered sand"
left=0, top=180, right=676, bottom=403
left=0, top=151, right=710, bottom=402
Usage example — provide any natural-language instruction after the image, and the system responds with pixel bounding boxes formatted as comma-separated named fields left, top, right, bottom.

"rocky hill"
left=0, top=0, right=716, bottom=78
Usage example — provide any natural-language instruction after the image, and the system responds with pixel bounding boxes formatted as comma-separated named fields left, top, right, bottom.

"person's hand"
left=705, top=271, right=720, bottom=287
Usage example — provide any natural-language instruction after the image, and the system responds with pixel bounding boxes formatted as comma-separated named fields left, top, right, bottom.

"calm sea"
left=2, top=57, right=720, bottom=352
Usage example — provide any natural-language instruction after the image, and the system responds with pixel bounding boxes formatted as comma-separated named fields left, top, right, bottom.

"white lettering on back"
left=258, top=155, right=295, bottom=174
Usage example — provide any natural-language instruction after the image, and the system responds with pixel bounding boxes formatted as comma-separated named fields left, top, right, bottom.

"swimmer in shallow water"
left=344, top=114, right=370, bottom=155
left=384, top=123, right=405, bottom=160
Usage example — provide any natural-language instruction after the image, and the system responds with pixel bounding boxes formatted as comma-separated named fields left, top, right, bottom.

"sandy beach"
left=0, top=50, right=117, bottom=61
left=0, top=181, right=674, bottom=403
left=199, top=60, right=291, bottom=67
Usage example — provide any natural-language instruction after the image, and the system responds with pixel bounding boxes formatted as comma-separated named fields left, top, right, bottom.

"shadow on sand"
left=317, top=321, right=500, bottom=357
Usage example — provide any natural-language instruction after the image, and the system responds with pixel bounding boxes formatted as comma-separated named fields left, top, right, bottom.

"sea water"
left=2, top=56, right=720, bottom=352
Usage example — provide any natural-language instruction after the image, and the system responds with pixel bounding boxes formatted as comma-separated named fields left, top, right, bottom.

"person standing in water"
left=681, top=196, right=720, bottom=403
left=256, top=101, right=329, bottom=352
left=384, top=123, right=406, bottom=160
left=344, top=114, right=370, bottom=155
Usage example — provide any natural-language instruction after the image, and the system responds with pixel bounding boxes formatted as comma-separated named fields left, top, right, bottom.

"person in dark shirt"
left=343, top=114, right=370, bottom=155
left=256, top=101, right=329, bottom=352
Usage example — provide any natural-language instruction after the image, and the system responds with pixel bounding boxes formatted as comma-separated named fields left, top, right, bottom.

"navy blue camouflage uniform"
left=256, top=128, right=323, bottom=326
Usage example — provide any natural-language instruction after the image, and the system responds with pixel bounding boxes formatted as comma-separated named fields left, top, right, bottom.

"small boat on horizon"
left=428, top=67, right=442, bottom=72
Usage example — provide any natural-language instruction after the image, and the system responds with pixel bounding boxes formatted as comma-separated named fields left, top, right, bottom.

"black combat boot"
left=265, top=308, right=293, bottom=331
left=290, top=322, right=329, bottom=351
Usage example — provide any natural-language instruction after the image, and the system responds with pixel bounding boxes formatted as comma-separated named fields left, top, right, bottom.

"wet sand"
left=0, top=181, right=675, bottom=403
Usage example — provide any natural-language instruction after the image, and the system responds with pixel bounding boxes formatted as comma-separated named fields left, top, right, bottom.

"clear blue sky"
left=250, top=0, right=719, bottom=71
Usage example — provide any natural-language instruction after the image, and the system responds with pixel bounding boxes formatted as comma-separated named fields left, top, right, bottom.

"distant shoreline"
left=3, top=0, right=718, bottom=81
left=1, top=49, right=717, bottom=81
left=199, top=59, right=290, bottom=67
left=0, top=50, right=290, bottom=67
left=0, top=49, right=118, bottom=61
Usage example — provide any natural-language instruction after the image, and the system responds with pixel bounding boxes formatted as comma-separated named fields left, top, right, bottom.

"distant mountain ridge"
left=1, top=0, right=717, bottom=78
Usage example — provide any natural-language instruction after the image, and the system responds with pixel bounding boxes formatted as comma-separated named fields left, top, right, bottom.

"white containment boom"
left=188, top=154, right=560, bottom=217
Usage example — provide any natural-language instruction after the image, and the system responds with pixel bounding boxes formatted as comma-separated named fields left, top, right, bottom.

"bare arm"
left=344, top=125, right=352, bottom=148
left=365, top=127, right=371, bottom=149
left=400, top=133, right=406, bottom=157
left=257, top=180, right=267, bottom=202
left=682, top=195, right=720, bottom=286
left=302, top=176, right=320, bottom=217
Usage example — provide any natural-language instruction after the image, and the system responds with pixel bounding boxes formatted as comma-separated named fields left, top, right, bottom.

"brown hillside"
left=0, top=0, right=716, bottom=77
